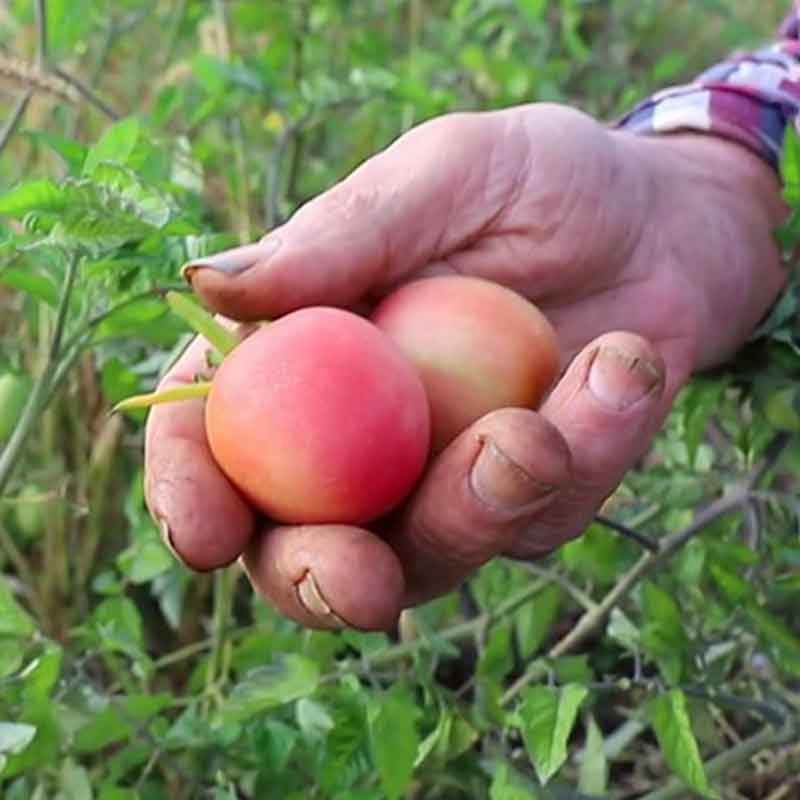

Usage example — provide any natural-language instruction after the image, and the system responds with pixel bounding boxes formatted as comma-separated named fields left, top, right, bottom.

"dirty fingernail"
left=587, top=346, right=662, bottom=411
left=181, top=238, right=282, bottom=283
left=470, top=438, right=554, bottom=513
left=296, top=571, right=347, bottom=630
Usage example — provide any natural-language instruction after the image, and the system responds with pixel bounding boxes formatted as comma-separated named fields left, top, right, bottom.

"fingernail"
left=296, top=571, right=347, bottom=630
left=470, top=438, right=554, bottom=513
left=158, top=517, right=182, bottom=562
left=587, top=346, right=662, bottom=411
left=181, top=238, right=282, bottom=283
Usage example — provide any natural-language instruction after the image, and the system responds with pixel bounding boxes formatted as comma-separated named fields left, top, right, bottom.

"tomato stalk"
left=0, top=252, right=79, bottom=498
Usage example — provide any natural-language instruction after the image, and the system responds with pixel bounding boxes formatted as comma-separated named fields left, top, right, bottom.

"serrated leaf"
left=517, top=684, right=588, bottom=784
left=368, top=686, right=419, bottom=800
left=649, top=690, right=717, bottom=798
left=220, top=654, right=319, bottom=723
left=0, top=180, right=67, bottom=217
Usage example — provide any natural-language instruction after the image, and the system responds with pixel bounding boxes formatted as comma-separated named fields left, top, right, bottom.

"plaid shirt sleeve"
left=617, top=3, right=800, bottom=172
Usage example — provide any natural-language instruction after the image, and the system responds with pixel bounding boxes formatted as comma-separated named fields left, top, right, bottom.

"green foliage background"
left=0, top=2, right=798, bottom=799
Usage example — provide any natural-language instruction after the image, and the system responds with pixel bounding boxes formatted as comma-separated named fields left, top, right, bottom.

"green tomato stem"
left=113, top=381, right=213, bottom=413
left=166, top=291, right=239, bottom=356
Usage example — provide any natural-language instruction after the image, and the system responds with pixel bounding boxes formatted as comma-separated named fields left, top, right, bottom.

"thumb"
left=182, top=110, right=523, bottom=320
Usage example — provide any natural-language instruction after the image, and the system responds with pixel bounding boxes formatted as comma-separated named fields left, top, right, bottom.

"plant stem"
left=0, top=90, right=33, bottom=156
left=321, top=574, right=554, bottom=683
left=0, top=254, right=79, bottom=497
left=35, top=0, right=48, bottom=66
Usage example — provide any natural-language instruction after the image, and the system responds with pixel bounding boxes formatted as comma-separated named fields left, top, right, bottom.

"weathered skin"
left=205, top=307, right=431, bottom=524
left=372, top=276, right=559, bottom=453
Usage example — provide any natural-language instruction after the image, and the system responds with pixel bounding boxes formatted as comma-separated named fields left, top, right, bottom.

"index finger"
left=144, top=335, right=255, bottom=571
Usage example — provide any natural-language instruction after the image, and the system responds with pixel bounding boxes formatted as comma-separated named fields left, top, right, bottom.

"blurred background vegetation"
left=0, top=2, right=797, bottom=799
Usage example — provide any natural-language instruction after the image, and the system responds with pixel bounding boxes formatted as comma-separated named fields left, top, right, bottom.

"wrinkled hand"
left=144, top=103, right=786, bottom=630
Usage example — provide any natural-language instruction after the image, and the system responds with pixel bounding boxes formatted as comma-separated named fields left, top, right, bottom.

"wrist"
left=618, top=130, right=790, bottom=371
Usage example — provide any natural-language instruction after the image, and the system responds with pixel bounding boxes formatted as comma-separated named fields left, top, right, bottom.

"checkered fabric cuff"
left=617, top=14, right=800, bottom=174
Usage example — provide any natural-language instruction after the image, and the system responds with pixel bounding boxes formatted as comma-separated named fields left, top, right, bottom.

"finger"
left=144, top=335, right=255, bottom=571
left=507, top=331, right=677, bottom=559
left=182, top=110, right=525, bottom=320
left=242, top=524, right=405, bottom=632
left=385, top=407, right=572, bottom=606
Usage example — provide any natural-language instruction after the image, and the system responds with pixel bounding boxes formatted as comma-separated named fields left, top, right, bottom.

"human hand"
left=144, top=103, right=787, bottom=630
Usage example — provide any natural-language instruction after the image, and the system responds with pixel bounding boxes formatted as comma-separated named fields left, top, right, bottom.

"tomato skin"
left=205, top=307, right=431, bottom=525
left=0, top=372, right=31, bottom=443
left=371, top=276, right=559, bottom=453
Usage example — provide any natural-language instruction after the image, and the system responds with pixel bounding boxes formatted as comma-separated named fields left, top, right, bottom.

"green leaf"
left=746, top=605, right=800, bottom=676
left=24, top=130, right=87, bottom=175
left=368, top=685, right=420, bottom=800
left=516, top=684, right=588, bottom=785
left=84, top=118, right=142, bottom=176
left=649, top=690, right=717, bottom=798
left=22, top=644, right=62, bottom=700
left=0, top=267, right=59, bottom=307
left=490, top=762, right=542, bottom=800
left=0, top=578, right=35, bottom=637
left=781, top=125, right=800, bottom=206
left=116, top=537, right=173, bottom=584
left=414, top=710, right=478, bottom=770
left=578, top=715, right=608, bottom=796
left=680, top=379, right=728, bottom=465
left=607, top=608, right=640, bottom=652
left=0, top=180, right=66, bottom=217
left=515, top=584, right=561, bottom=659
left=0, top=723, right=36, bottom=756
left=0, top=699, right=60, bottom=778
left=709, top=563, right=752, bottom=604
left=60, top=758, right=94, bottom=800
left=220, top=654, right=319, bottom=723
left=90, top=597, right=145, bottom=655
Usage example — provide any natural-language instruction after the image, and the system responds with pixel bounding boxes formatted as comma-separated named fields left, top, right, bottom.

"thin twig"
left=0, top=90, right=33, bottom=156
left=35, top=0, right=48, bottom=66
left=48, top=253, right=79, bottom=362
left=594, top=512, right=660, bottom=552
left=518, top=562, right=598, bottom=612
left=50, top=65, right=119, bottom=120
left=0, top=56, right=77, bottom=103
left=500, top=434, right=790, bottom=705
